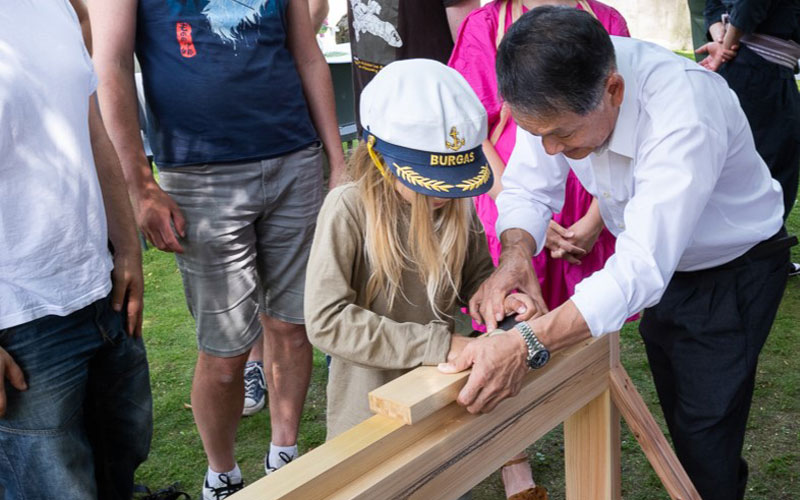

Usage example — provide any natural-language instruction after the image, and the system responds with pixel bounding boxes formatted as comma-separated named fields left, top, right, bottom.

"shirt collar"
left=606, top=37, right=638, bottom=159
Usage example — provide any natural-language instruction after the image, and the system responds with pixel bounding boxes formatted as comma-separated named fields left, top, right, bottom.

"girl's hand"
left=447, top=334, right=474, bottom=362
left=503, top=293, right=538, bottom=321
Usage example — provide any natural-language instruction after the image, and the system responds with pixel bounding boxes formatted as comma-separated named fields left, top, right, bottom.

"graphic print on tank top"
left=166, top=0, right=271, bottom=46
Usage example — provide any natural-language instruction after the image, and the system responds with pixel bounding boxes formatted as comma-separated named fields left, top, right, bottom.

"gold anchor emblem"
left=445, top=126, right=466, bottom=152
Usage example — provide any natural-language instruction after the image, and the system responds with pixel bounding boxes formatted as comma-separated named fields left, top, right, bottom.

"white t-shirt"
left=0, top=0, right=113, bottom=329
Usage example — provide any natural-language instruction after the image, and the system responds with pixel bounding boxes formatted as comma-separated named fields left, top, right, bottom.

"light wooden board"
left=564, top=389, right=620, bottom=500
left=232, top=335, right=610, bottom=500
left=368, top=366, right=471, bottom=424
left=609, top=365, right=700, bottom=500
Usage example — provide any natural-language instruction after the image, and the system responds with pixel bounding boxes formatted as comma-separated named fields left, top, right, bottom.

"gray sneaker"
left=242, top=361, right=266, bottom=417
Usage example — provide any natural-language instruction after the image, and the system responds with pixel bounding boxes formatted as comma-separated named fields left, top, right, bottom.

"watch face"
left=528, top=349, right=550, bottom=369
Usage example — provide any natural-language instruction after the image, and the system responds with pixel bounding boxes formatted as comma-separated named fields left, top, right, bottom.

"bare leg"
left=261, top=314, right=312, bottom=446
left=247, top=334, right=263, bottom=363
left=501, top=451, right=536, bottom=498
left=191, top=351, right=249, bottom=472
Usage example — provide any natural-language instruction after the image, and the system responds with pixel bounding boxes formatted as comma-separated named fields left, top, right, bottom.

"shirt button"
left=602, top=191, right=610, bottom=198
left=619, top=223, right=626, bottom=230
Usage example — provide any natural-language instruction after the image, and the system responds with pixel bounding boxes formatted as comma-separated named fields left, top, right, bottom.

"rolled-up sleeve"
left=729, top=0, right=777, bottom=34
left=496, top=127, right=570, bottom=255
left=572, top=73, right=728, bottom=336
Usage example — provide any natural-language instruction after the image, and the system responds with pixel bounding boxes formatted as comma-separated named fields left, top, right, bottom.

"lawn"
left=134, top=190, right=800, bottom=499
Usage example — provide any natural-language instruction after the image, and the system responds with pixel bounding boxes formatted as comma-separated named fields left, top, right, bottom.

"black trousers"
left=639, top=234, right=790, bottom=500
left=719, top=46, right=800, bottom=220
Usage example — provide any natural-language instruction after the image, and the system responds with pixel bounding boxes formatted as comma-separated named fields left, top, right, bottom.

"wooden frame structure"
left=233, top=333, right=700, bottom=500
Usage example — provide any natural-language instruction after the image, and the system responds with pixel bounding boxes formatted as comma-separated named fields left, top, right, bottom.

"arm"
left=445, top=0, right=481, bottom=42
left=482, top=138, right=505, bottom=199
left=447, top=72, right=730, bottom=413
left=87, top=0, right=186, bottom=253
left=468, top=128, right=570, bottom=330
left=308, top=0, right=329, bottom=33
left=89, top=95, right=145, bottom=337
left=727, top=0, right=777, bottom=35
left=304, top=191, right=453, bottom=370
left=286, top=0, right=346, bottom=188
left=68, top=0, right=92, bottom=52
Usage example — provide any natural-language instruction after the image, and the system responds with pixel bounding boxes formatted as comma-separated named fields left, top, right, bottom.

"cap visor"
left=382, top=149, right=494, bottom=199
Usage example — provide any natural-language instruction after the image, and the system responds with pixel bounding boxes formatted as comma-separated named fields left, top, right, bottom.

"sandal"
left=508, top=485, right=548, bottom=500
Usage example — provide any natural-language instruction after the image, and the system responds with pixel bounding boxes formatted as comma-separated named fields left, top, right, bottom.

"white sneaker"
left=264, top=450, right=295, bottom=475
left=242, top=361, right=266, bottom=417
left=202, top=473, right=243, bottom=500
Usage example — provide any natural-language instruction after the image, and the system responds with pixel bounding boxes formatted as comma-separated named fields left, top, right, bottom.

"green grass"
left=135, top=192, right=800, bottom=498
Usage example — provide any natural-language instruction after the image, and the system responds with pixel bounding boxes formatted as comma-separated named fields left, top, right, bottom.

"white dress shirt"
left=496, top=36, right=784, bottom=337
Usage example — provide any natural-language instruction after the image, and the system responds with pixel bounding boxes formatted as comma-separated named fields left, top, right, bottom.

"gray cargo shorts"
left=158, top=143, right=324, bottom=357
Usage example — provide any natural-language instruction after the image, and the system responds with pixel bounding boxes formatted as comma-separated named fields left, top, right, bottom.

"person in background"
left=448, top=1, right=629, bottom=497
left=697, top=0, right=800, bottom=277
left=89, top=0, right=346, bottom=497
left=346, top=0, right=480, bottom=134
left=241, top=0, right=340, bottom=420
left=0, top=1, right=152, bottom=498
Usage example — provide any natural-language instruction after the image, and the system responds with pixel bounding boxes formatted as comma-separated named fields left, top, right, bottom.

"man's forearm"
left=708, top=21, right=726, bottom=43
left=88, top=96, right=141, bottom=255
left=529, top=299, right=591, bottom=353
left=499, top=228, right=537, bottom=264
left=723, top=24, right=743, bottom=52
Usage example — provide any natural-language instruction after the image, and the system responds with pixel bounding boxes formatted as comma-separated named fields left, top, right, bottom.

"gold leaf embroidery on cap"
left=393, top=163, right=490, bottom=193
left=393, top=164, right=455, bottom=192
left=456, top=164, right=491, bottom=191
left=445, top=126, right=466, bottom=152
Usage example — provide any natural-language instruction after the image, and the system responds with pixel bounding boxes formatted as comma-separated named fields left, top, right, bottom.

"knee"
left=196, top=353, right=246, bottom=386
left=263, top=319, right=309, bottom=350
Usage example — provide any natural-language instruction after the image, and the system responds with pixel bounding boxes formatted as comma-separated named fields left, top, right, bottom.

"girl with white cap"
left=304, top=59, right=538, bottom=443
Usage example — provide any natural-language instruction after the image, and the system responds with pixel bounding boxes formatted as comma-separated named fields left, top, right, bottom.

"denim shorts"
left=0, top=296, right=153, bottom=500
left=158, top=143, right=324, bottom=357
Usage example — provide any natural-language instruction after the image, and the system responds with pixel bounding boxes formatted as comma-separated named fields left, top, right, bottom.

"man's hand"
left=438, top=331, right=528, bottom=413
left=469, top=230, right=548, bottom=331
left=0, top=347, right=27, bottom=418
left=447, top=334, right=474, bottom=362
left=696, top=41, right=738, bottom=72
left=133, top=181, right=186, bottom=253
left=111, top=249, right=144, bottom=337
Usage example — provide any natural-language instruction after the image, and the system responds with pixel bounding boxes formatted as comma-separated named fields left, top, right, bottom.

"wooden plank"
left=609, top=365, right=701, bottom=500
left=564, top=389, right=620, bottom=500
left=607, top=332, right=622, bottom=500
left=332, top=336, right=610, bottom=500
left=368, top=366, right=470, bottom=425
left=232, top=335, right=610, bottom=500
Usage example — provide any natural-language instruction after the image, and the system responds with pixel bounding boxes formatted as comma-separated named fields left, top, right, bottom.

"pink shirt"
left=449, top=0, right=630, bottom=163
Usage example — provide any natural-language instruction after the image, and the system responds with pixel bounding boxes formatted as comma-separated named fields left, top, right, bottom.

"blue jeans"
left=0, top=296, right=152, bottom=500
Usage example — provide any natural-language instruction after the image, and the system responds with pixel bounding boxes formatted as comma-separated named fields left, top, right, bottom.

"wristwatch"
left=515, top=321, right=550, bottom=369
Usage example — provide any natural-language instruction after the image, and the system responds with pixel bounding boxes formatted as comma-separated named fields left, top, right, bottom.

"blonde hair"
left=351, top=143, right=473, bottom=318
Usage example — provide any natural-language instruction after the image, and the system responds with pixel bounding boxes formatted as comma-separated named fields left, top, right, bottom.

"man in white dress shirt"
left=438, top=7, right=794, bottom=499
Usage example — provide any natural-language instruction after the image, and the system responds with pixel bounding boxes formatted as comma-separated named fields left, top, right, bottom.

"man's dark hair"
left=497, top=6, right=616, bottom=117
